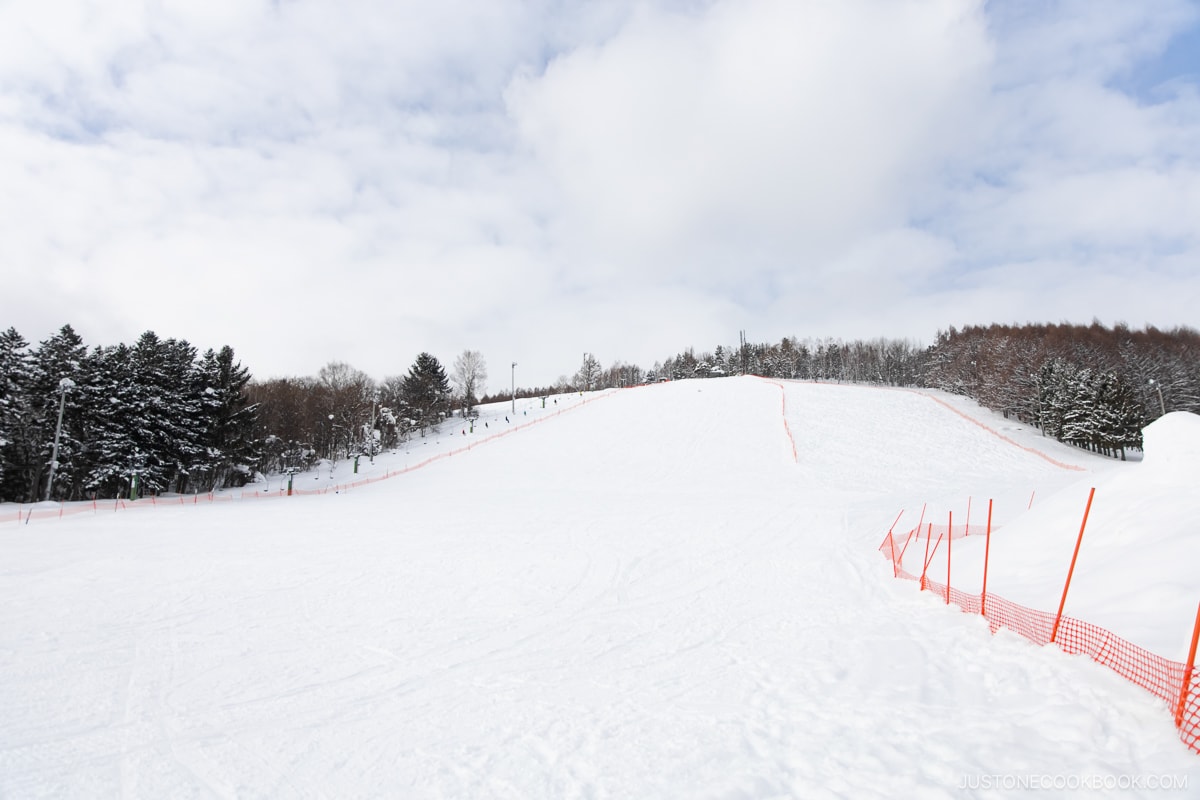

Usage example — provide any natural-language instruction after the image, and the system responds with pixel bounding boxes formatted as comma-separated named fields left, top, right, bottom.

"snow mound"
left=1142, top=411, right=1200, bottom=473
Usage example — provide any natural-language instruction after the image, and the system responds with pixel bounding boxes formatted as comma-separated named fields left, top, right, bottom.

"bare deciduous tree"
left=452, top=350, right=488, bottom=416
left=574, top=353, right=602, bottom=391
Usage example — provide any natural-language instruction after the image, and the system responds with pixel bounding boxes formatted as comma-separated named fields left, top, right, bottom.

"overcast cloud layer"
left=2, top=0, right=1198, bottom=387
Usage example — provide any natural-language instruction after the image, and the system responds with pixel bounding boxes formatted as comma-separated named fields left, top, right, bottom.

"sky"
left=2, top=0, right=1199, bottom=389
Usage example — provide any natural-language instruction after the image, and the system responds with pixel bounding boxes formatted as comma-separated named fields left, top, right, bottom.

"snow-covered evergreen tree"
left=1091, top=371, right=1144, bottom=459
left=401, top=353, right=450, bottom=434
left=0, top=328, right=35, bottom=502
left=711, top=346, right=729, bottom=376
left=112, top=332, right=206, bottom=496
left=83, top=343, right=141, bottom=498
left=1036, top=358, right=1075, bottom=441
left=1060, top=366, right=1096, bottom=448
left=196, top=346, right=261, bottom=489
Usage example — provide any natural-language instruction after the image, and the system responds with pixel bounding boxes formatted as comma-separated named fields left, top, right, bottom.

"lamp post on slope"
left=44, top=377, right=74, bottom=502
left=1149, top=379, right=1166, bottom=417
left=369, top=390, right=379, bottom=464
left=511, top=362, right=517, bottom=415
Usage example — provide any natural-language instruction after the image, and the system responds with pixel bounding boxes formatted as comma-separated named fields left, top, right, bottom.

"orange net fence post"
left=884, top=509, right=904, bottom=577
left=1051, top=487, right=1095, bottom=644
left=922, top=530, right=943, bottom=592
left=981, top=499, right=993, bottom=617
left=946, top=511, right=953, bottom=605
left=897, top=501, right=926, bottom=565
left=897, top=503, right=931, bottom=566
left=1178, top=602, right=1200, bottom=731
left=920, top=523, right=933, bottom=590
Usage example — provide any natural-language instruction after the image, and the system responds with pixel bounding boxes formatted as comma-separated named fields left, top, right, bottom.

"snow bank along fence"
left=7, top=391, right=615, bottom=525
left=877, top=494, right=1200, bottom=756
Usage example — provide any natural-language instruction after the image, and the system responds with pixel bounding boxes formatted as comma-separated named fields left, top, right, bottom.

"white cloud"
left=508, top=0, right=992, bottom=279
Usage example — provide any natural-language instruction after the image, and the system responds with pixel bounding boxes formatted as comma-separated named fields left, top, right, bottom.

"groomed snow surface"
left=2, top=377, right=1198, bottom=798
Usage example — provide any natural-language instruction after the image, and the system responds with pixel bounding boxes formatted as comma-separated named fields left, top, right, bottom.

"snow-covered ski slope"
left=2, top=377, right=1198, bottom=798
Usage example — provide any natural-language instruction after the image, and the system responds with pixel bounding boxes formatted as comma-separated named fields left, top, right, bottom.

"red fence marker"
left=1051, top=487, right=1096, bottom=644
left=922, top=529, right=944, bottom=592
left=1178, top=602, right=1200, bottom=729
left=946, top=511, right=953, bottom=605
left=884, top=509, right=904, bottom=575
left=981, top=499, right=994, bottom=617
left=898, top=503, right=926, bottom=564
left=921, top=522, right=933, bottom=590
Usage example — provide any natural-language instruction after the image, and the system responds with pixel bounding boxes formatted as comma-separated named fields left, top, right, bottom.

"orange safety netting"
left=910, top=522, right=985, bottom=541
left=879, top=529, right=1200, bottom=756
left=1183, top=676, right=1200, bottom=753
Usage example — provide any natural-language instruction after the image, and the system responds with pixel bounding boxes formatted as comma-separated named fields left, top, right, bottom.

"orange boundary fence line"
left=904, top=390, right=1086, bottom=472
left=877, top=527, right=1200, bottom=756
left=762, top=379, right=799, bottom=463
left=7, top=391, right=617, bottom=523
left=764, top=379, right=1082, bottom=472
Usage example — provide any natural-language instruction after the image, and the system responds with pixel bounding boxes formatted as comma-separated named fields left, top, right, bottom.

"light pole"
left=44, top=377, right=74, bottom=501
left=511, top=362, right=517, bottom=415
left=1030, top=372, right=1046, bottom=436
left=369, top=390, right=379, bottom=464
left=1149, top=379, right=1166, bottom=416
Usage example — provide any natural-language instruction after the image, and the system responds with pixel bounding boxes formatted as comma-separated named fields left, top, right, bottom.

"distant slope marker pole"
left=921, top=523, right=933, bottom=590
left=1029, top=490, right=1036, bottom=510
left=946, top=511, right=953, bottom=604
left=1177, top=602, right=1200, bottom=729
left=885, top=509, right=904, bottom=577
left=921, top=525, right=940, bottom=587
left=1050, top=487, right=1096, bottom=644
left=922, top=531, right=944, bottom=593
left=981, top=499, right=994, bottom=617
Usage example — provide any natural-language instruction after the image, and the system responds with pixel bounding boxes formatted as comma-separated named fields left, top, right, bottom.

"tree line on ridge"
left=1, top=321, right=1195, bottom=501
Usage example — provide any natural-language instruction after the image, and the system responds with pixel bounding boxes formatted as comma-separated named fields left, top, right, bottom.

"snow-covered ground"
left=2, top=377, right=1197, bottom=798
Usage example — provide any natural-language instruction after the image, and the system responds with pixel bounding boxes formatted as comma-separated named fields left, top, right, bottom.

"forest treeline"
left=1, top=321, right=1196, bottom=501
left=0, top=326, right=257, bottom=503
left=647, top=322, right=1197, bottom=461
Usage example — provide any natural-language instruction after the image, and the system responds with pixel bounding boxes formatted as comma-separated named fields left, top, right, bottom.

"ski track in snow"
left=1, top=377, right=1197, bottom=798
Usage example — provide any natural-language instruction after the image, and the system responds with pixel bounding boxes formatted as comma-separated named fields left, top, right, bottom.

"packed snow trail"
left=1, top=377, right=1196, bottom=798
